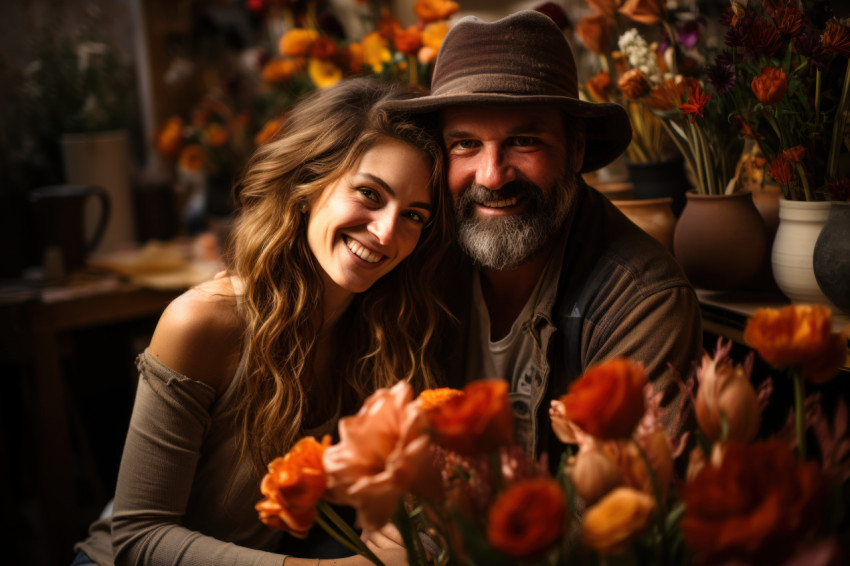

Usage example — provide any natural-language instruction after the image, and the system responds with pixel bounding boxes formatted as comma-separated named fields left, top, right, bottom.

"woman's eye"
left=403, top=211, right=426, bottom=224
left=358, top=188, right=379, bottom=202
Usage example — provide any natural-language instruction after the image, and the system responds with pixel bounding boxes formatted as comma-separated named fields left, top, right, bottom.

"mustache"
left=456, top=179, right=544, bottom=206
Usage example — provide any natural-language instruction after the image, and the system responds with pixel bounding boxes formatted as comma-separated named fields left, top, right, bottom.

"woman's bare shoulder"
left=148, top=275, right=243, bottom=392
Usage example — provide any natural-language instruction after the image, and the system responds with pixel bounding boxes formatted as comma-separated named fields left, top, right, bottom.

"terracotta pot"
left=673, top=191, right=769, bottom=290
left=813, top=201, right=850, bottom=313
left=612, top=197, right=676, bottom=253
left=595, top=181, right=635, bottom=201
left=771, top=199, right=832, bottom=305
left=626, top=155, right=691, bottom=217
left=749, top=184, right=782, bottom=240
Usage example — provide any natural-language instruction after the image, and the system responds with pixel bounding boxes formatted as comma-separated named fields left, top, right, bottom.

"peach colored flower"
left=255, top=435, right=331, bottom=538
left=261, top=58, right=304, bottom=83
left=582, top=487, right=657, bottom=555
left=744, top=305, right=847, bottom=383
left=422, top=22, right=450, bottom=51
left=619, top=428, right=674, bottom=499
left=680, top=440, right=825, bottom=565
left=426, top=379, right=514, bottom=456
left=576, top=13, right=611, bottom=55
left=486, top=478, right=568, bottom=559
left=418, top=387, right=463, bottom=411
left=560, top=358, right=646, bottom=439
left=618, top=0, right=666, bottom=26
left=751, top=66, right=787, bottom=105
left=618, top=68, right=651, bottom=100
left=567, top=439, right=623, bottom=505
left=549, top=398, right=582, bottom=445
left=254, top=117, right=284, bottom=146
left=178, top=144, right=205, bottom=173
left=323, top=381, right=436, bottom=530
left=155, top=116, right=183, bottom=156
left=393, top=25, right=423, bottom=55
left=695, top=338, right=760, bottom=443
left=413, top=0, right=459, bottom=24
left=308, top=58, right=342, bottom=89
left=279, top=28, right=318, bottom=57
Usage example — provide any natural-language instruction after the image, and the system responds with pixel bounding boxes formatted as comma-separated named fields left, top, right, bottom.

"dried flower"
left=582, top=487, right=657, bottom=555
left=586, top=70, right=614, bottom=101
left=773, top=5, right=805, bottom=38
left=768, top=153, right=796, bottom=186
left=256, top=435, right=332, bottom=538
left=820, top=19, right=850, bottom=57
left=618, top=0, right=666, bottom=27
left=576, top=13, right=611, bottom=55
left=618, top=68, right=651, bottom=100
left=705, top=61, right=736, bottom=95
left=486, top=478, right=568, bottom=559
left=560, top=358, right=646, bottom=440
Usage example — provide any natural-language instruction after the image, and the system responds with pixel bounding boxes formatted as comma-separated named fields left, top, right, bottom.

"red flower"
left=781, top=145, right=806, bottom=163
left=487, top=478, right=568, bottom=559
left=821, top=19, right=850, bottom=57
left=767, top=154, right=796, bottom=186
left=751, top=66, right=788, bottom=105
left=827, top=178, right=850, bottom=202
left=679, top=82, right=712, bottom=123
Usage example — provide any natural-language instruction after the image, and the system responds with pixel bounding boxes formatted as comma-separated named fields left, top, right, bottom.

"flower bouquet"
left=256, top=304, right=850, bottom=565
left=713, top=0, right=850, bottom=201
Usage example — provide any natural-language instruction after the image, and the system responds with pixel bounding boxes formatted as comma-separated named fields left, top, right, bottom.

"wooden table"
left=1, top=275, right=180, bottom=565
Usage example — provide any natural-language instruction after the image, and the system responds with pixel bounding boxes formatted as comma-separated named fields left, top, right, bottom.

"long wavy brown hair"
left=225, top=77, right=452, bottom=477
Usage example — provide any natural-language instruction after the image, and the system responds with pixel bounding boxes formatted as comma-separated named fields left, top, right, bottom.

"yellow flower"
left=308, top=58, right=342, bottom=89
left=582, top=487, right=657, bottom=555
left=361, top=31, right=392, bottom=74
left=279, top=28, right=318, bottom=57
left=422, top=22, right=450, bottom=51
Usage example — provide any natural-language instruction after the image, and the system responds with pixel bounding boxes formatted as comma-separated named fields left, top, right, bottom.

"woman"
left=72, top=77, right=451, bottom=566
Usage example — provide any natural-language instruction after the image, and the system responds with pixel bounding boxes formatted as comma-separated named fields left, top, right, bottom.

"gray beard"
left=454, top=175, right=576, bottom=270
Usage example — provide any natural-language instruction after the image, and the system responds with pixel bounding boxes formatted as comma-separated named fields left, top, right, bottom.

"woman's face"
left=307, top=138, right=433, bottom=297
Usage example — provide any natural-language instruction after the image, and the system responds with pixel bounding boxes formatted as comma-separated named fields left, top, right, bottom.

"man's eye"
left=512, top=136, right=538, bottom=147
left=452, top=139, right=479, bottom=151
left=358, top=188, right=379, bottom=202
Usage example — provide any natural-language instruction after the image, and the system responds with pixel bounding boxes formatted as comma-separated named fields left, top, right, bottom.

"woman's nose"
left=367, top=210, right=398, bottom=246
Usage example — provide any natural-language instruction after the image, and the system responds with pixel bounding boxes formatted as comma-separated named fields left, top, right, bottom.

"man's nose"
left=475, top=146, right=516, bottom=190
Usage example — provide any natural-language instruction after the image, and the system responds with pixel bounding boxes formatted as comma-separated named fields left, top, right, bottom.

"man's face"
left=441, top=105, right=584, bottom=270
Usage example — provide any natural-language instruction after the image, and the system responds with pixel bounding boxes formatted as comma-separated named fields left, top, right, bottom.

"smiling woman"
left=71, top=76, right=452, bottom=566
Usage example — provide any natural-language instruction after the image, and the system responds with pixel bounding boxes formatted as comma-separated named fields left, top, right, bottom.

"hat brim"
left=383, top=93, right=632, bottom=173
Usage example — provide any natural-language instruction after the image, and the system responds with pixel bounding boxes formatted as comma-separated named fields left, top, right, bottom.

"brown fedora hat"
left=384, top=10, right=632, bottom=173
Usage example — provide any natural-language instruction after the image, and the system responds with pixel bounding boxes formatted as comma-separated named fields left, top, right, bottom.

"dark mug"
left=30, top=184, right=111, bottom=272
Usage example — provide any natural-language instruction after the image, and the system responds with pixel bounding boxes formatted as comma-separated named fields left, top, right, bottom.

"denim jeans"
left=70, top=550, right=95, bottom=566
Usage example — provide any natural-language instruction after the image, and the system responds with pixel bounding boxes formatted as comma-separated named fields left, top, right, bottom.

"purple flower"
left=794, top=31, right=829, bottom=69
left=714, top=50, right=734, bottom=67
left=677, top=17, right=704, bottom=50
left=706, top=62, right=737, bottom=95
left=725, top=26, right=746, bottom=48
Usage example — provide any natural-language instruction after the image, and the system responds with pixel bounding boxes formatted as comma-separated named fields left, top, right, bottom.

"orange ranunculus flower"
left=680, top=440, right=825, bottom=565
left=413, top=0, right=459, bottom=24
left=618, top=68, right=651, bottom=100
left=561, top=358, right=646, bottom=439
left=204, top=123, right=229, bottom=147
left=323, top=381, right=438, bottom=530
left=568, top=439, right=623, bottom=505
left=486, top=478, right=568, bottom=559
left=744, top=304, right=847, bottom=383
left=618, top=0, right=666, bottom=26
left=751, top=66, right=787, bottom=105
left=418, top=387, right=464, bottom=411
left=178, top=144, right=205, bottom=173
left=308, top=58, right=342, bottom=89
left=586, top=70, right=614, bottom=102
left=393, top=25, right=423, bottom=55
left=255, top=435, right=332, bottom=538
left=261, top=58, right=305, bottom=83
left=582, top=487, right=656, bottom=555
left=422, top=21, right=450, bottom=51
left=695, top=338, right=760, bottom=443
left=361, top=31, right=392, bottom=74
left=426, top=379, right=514, bottom=456
left=576, top=13, right=611, bottom=55
left=155, top=116, right=184, bottom=156
left=254, top=117, right=284, bottom=146
left=821, top=19, right=850, bottom=57
left=279, top=28, right=319, bottom=57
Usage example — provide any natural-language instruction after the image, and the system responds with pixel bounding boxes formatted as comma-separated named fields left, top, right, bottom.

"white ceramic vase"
left=771, top=199, right=832, bottom=304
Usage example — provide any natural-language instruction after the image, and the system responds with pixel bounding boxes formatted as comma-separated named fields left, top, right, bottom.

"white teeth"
left=480, top=197, right=518, bottom=208
left=345, top=237, right=383, bottom=263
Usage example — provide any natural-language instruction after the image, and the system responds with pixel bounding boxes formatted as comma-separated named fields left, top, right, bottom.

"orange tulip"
left=426, top=379, right=514, bottom=456
left=255, top=435, right=331, bottom=538
left=487, top=478, right=568, bottom=559
left=582, top=487, right=656, bottom=555
left=744, top=305, right=847, bottom=383
left=576, top=13, right=611, bottom=55
left=560, top=358, right=646, bottom=440
left=751, top=66, right=787, bottom=105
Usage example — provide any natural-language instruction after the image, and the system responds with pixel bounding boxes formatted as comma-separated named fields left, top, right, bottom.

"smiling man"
left=386, top=10, right=702, bottom=465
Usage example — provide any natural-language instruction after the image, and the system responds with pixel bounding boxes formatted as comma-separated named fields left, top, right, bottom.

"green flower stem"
left=793, top=369, right=807, bottom=461
left=815, top=68, right=822, bottom=129
left=826, top=58, right=850, bottom=181
left=408, top=54, right=418, bottom=86
left=392, top=504, right=429, bottom=566
left=656, top=116, right=699, bottom=191
left=794, top=162, right=813, bottom=201
left=316, top=500, right=386, bottom=566
left=633, top=439, right=665, bottom=566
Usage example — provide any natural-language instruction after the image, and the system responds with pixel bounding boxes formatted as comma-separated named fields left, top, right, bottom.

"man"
left=386, top=10, right=702, bottom=464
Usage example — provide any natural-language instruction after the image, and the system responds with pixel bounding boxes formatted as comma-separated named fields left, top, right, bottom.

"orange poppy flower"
left=560, top=358, right=646, bottom=440
left=393, top=25, right=423, bottom=55
left=426, top=379, right=514, bottom=456
left=255, top=435, right=331, bottom=538
left=413, top=0, right=459, bottom=24
left=751, top=66, right=787, bottom=105
left=744, top=304, right=847, bottom=382
left=618, top=0, right=666, bottom=26
left=486, top=478, right=567, bottom=559
left=576, top=13, right=611, bottom=55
